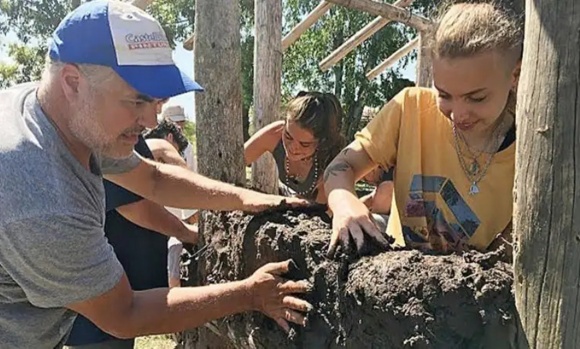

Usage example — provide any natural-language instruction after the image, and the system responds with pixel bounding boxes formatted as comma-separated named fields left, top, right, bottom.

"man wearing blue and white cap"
left=0, top=1, right=311, bottom=348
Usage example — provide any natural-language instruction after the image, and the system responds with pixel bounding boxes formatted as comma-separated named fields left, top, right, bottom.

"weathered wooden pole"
left=514, top=0, right=580, bottom=348
left=194, top=0, right=244, bottom=184
left=282, top=1, right=333, bottom=51
left=251, top=0, right=282, bottom=193
left=416, top=33, right=432, bottom=87
left=319, top=0, right=415, bottom=72
left=325, top=0, right=432, bottom=32
left=366, top=37, right=419, bottom=81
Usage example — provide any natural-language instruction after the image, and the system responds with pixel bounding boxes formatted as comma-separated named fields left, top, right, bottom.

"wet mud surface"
left=181, top=208, right=516, bottom=349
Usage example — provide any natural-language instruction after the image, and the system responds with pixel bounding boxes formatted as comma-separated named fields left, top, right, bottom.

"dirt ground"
left=180, top=207, right=517, bottom=349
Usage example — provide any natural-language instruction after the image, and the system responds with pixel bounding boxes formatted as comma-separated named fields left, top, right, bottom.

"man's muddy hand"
left=244, top=260, right=313, bottom=332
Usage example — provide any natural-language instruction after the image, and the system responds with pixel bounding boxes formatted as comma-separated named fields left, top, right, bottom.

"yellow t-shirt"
left=356, top=87, right=514, bottom=251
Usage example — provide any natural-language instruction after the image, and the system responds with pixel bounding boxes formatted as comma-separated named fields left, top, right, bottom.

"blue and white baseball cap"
left=48, top=0, right=203, bottom=99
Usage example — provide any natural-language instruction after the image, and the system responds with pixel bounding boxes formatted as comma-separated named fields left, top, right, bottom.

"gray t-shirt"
left=0, top=83, right=134, bottom=348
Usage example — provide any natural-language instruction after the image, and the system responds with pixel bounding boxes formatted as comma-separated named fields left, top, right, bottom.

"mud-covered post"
left=251, top=0, right=282, bottom=194
left=514, top=0, right=580, bottom=347
left=194, top=0, right=245, bottom=184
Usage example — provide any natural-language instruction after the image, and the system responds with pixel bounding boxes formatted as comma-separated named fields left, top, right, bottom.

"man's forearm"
left=125, top=281, right=252, bottom=337
left=106, top=160, right=268, bottom=212
left=116, top=200, right=189, bottom=239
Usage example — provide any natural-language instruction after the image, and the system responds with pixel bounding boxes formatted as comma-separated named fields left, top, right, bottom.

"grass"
left=135, top=335, right=176, bottom=349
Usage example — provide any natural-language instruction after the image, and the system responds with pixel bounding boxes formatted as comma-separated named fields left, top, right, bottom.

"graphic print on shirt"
left=403, top=174, right=480, bottom=251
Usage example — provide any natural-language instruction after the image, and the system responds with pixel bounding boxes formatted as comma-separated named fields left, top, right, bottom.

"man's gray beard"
left=68, top=106, right=111, bottom=155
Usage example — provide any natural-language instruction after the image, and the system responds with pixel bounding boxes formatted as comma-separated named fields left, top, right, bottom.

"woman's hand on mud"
left=246, top=260, right=313, bottom=332
left=327, top=195, right=391, bottom=258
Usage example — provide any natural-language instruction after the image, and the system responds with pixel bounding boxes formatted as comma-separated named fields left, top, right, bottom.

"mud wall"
left=180, top=209, right=517, bottom=349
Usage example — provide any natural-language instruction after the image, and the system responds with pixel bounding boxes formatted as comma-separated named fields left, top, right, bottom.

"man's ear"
left=60, top=63, right=83, bottom=101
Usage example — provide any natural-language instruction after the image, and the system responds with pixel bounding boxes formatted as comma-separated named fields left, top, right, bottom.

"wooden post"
left=416, top=33, right=432, bottom=87
left=282, top=1, right=333, bottom=51
left=325, top=0, right=432, bottom=32
left=194, top=0, right=245, bottom=185
left=319, top=0, right=415, bottom=72
left=251, top=0, right=282, bottom=194
left=514, top=0, right=580, bottom=348
left=366, top=36, right=419, bottom=80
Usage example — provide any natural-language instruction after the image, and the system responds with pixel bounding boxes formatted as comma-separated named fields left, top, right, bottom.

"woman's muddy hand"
left=327, top=195, right=391, bottom=258
left=245, top=260, right=313, bottom=332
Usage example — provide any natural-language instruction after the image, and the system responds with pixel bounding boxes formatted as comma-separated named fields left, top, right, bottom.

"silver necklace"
left=284, top=154, right=319, bottom=196
left=452, top=116, right=510, bottom=195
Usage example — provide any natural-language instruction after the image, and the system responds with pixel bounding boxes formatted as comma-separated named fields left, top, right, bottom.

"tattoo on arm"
left=341, top=148, right=350, bottom=156
left=323, top=162, right=352, bottom=183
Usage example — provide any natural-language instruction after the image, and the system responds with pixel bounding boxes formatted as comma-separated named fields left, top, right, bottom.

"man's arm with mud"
left=67, top=260, right=312, bottom=337
left=104, top=157, right=305, bottom=213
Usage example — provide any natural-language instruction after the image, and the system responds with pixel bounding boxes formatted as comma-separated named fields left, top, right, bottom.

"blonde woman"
left=324, top=2, right=522, bottom=257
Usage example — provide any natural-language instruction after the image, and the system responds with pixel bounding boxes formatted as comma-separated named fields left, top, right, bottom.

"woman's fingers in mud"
left=327, top=226, right=349, bottom=258
left=361, top=217, right=391, bottom=250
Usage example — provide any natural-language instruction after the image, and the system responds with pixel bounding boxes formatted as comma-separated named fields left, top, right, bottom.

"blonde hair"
left=433, top=2, right=523, bottom=66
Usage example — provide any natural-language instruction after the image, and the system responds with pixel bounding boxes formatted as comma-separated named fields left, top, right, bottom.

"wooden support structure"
left=366, top=36, right=418, bottom=80
left=319, top=0, right=414, bottom=72
left=131, top=0, right=154, bottom=9
left=251, top=0, right=282, bottom=194
left=194, top=0, right=245, bottom=185
left=325, top=0, right=432, bottom=32
left=515, top=0, right=580, bottom=347
left=282, top=1, right=333, bottom=51
left=415, top=32, right=432, bottom=87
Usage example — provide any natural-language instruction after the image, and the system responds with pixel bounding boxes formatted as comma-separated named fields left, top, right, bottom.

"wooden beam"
left=325, top=0, right=432, bottom=32
left=252, top=0, right=282, bottom=194
left=319, top=0, right=414, bottom=72
left=183, top=35, right=195, bottom=51
left=131, top=0, right=155, bottom=9
left=415, top=33, right=432, bottom=87
left=366, top=36, right=418, bottom=80
left=282, top=1, right=333, bottom=51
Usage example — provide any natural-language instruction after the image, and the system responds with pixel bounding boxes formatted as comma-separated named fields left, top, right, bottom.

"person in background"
left=162, top=104, right=197, bottom=172
left=144, top=120, right=197, bottom=288
left=145, top=119, right=189, bottom=167
left=359, top=167, right=394, bottom=234
left=244, top=91, right=346, bottom=204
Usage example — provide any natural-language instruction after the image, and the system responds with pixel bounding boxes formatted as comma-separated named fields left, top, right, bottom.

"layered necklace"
left=284, top=154, right=319, bottom=196
left=452, top=112, right=514, bottom=196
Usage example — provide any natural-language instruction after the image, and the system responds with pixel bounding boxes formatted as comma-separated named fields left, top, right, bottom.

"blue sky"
left=1, top=33, right=416, bottom=122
